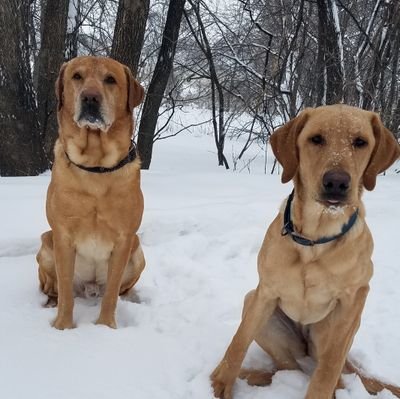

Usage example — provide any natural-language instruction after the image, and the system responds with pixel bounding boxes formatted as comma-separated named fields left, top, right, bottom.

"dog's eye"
left=104, top=75, right=116, bottom=84
left=72, top=73, right=82, bottom=80
left=353, top=137, right=368, bottom=148
left=309, top=135, right=325, bottom=146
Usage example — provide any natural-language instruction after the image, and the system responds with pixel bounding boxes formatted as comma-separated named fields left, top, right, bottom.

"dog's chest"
left=276, top=263, right=340, bottom=325
left=56, top=184, right=139, bottom=285
left=74, top=237, right=113, bottom=285
left=71, top=205, right=117, bottom=285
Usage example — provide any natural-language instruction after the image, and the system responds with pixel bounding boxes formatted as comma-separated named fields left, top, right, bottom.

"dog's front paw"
left=95, top=315, right=117, bottom=329
left=52, top=316, right=75, bottom=330
left=211, top=360, right=237, bottom=399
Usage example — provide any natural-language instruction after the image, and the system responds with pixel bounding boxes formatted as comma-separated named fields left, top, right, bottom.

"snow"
left=0, top=120, right=399, bottom=398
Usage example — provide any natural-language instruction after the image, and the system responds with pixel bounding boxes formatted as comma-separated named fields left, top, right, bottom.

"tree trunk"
left=316, top=0, right=344, bottom=105
left=315, top=10, right=327, bottom=106
left=0, top=0, right=47, bottom=176
left=383, top=6, right=400, bottom=132
left=362, top=0, right=396, bottom=110
left=111, top=0, right=150, bottom=77
left=185, top=0, right=229, bottom=169
left=36, top=0, right=69, bottom=164
left=65, top=0, right=81, bottom=60
left=137, top=0, right=186, bottom=169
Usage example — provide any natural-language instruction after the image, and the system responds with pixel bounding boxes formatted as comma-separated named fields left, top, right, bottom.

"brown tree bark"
left=316, top=0, right=344, bottom=105
left=137, top=0, right=186, bottom=169
left=36, top=0, right=69, bottom=163
left=0, top=0, right=47, bottom=176
left=111, top=0, right=150, bottom=77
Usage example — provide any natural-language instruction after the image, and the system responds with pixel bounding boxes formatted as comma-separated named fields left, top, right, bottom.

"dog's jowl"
left=37, top=56, right=145, bottom=330
left=211, top=105, right=400, bottom=399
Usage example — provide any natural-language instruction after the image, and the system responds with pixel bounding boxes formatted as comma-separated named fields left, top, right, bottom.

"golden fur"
left=211, top=105, right=400, bottom=398
left=37, top=56, right=145, bottom=329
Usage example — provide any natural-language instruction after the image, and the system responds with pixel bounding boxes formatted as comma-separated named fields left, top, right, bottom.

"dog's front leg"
left=211, top=285, right=277, bottom=399
left=96, top=237, right=133, bottom=328
left=53, top=232, right=76, bottom=330
left=305, top=286, right=369, bottom=399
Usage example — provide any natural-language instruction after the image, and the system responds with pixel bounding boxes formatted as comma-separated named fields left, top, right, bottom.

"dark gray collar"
left=65, top=141, right=137, bottom=173
left=281, top=190, right=359, bottom=246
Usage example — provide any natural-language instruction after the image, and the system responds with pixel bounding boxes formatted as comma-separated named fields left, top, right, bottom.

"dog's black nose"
left=81, top=90, right=102, bottom=106
left=323, top=170, right=351, bottom=195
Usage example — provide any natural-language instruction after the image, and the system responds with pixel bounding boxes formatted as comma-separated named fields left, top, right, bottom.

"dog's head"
left=55, top=56, right=144, bottom=132
left=270, top=105, right=400, bottom=207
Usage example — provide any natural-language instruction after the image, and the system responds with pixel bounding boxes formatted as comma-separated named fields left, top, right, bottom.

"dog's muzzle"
left=77, top=90, right=106, bottom=129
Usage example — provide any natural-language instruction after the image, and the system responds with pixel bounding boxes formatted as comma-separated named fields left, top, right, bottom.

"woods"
left=0, top=0, right=399, bottom=175
left=0, top=0, right=47, bottom=175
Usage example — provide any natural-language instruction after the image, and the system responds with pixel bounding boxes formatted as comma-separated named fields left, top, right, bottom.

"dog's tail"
left=345, top=359, right=400, bottom=397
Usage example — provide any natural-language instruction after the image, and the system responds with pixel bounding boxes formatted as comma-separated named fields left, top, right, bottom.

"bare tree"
left=185, top=0, right=230, bottom=168
left=137, top=0, right=186, bottom=169
left=315, top=0, right=344, bottom=105
left=36, top=0, right=69, bottom=162
left=111, top=0, right=150, bottom=77
left=361, top=0, right=397, bottom=110
left=65, top=0, right=82, bottom=60
left=0, top=0, right=47, bottom=176
left=1, top=0, right=400, bottom=176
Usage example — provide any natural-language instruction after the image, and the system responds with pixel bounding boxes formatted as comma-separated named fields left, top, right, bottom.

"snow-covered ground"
left=0, top=125, right=399, bottom=399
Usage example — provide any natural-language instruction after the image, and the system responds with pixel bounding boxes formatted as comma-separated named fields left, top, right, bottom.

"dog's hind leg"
left=342, top=359, right=400, bottom=397
left=119, top=235, right=146, bottom=298
left=239, top=290, right=306, bottom=386
left=36, top=230, right=58, bottom=307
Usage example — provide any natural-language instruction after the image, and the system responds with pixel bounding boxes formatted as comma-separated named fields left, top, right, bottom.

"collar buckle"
left=281, top=222, right=290, bottom=236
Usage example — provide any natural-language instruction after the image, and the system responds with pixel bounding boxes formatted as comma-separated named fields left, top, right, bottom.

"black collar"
left=65, top=141, right=137, bottom=173
left=281, top=190, right=359, bottom=246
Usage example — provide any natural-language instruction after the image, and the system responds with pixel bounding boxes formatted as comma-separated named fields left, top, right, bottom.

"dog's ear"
left=270, top=110, right=310, bottom=183
left=363, top=113, right=400, bottom=191
left=55, top=63, right=67, bottom=111
left=124, top=66, right=145, bottom=111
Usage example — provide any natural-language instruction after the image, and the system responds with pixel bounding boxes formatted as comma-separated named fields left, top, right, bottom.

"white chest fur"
left=74, top=237, right=114, bottom=288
